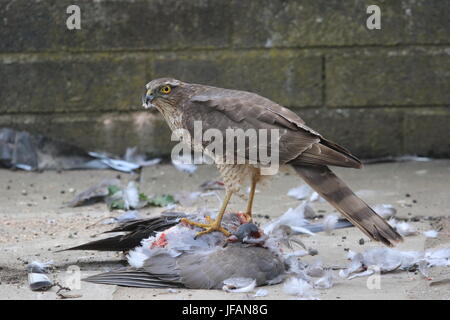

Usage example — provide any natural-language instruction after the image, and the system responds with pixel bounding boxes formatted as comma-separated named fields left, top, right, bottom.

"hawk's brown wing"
left=182, top=86, right=360, bottom=168
left=181, top=85, right=402, bottom=247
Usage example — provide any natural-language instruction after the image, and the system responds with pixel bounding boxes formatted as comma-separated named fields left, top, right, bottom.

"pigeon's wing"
left=83, top=249, right=182, bottom=288
left=62, top=215, right=182, bottom=252
left=103, top=213, right=183, bottom=233
left=178, top=245, right=285, bottom=289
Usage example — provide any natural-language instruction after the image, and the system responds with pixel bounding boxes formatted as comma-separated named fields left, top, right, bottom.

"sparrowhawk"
left=142, top=78, right=403, bottom=247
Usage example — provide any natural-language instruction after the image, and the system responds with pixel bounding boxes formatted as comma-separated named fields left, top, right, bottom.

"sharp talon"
left=181, top=218, right=208, bottom=228
left=181, top=217, right=231, bottom=238
left=205, top=216, right=214, bottom=224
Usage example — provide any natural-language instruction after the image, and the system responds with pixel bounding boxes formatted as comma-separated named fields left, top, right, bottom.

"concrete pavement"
left=0, top=160, right=449, bottom=299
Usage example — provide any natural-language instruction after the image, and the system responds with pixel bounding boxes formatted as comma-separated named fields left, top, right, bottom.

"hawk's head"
left=142, top=78, right=183, bottom=110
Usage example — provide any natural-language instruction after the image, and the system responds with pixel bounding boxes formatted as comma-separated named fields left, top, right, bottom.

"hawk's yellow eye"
left=160, top=85, right=171, bottom=94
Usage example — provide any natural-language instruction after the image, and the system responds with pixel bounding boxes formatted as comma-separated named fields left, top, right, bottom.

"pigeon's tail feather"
left=83, top=270, right=182, bottom=288
left=60, top=235, right=140, bottom=252
left=293, top=165, right=403, bottom=247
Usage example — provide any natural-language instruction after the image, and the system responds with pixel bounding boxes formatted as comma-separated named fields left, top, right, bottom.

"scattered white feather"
left=89, top=152, right=140, bottom=173
left=102, top=210, right=142, bottom=224
left=123, top=181, right=140, bottom=209
left=323, top=214, right=339, bottom=233
left=373, top=204, right=397, bottom=219
left=165, top=203, right=177, bottom=210
left=103, top=159, right=140, bottom=172
left=254, top=289, right=268, bottom=297
left=339, top=256, right=364, bottom=278
left=396, top=221, right=417, bottom=236
left=360, top=248, right=419, bottom=271
left=388, top=218, right=417, bottom=236
left=288, top=225, right=316, bottom=236
left=347, top=269, right=375, bottom=280
left=117, top=210, right=141, bottom=222
left=223, top=278, right=256, bottom=293
left=284, top=256, right=311, bottom=282
left=306, top=260, right=325, bottom=277
left=263, top=202, right=311, bottom=235
left=314, top=270, right=334, bottom=289
left=171, top=156, right=197, bottom=173
left=425, top=247, right=450, bottom=266
left=283, top=277, right=315, bottom=299
left=309, top=192, right=325, bottom=203
left=140, top=158, right=161, bottom=166
left=124, top=147, right=161, bottom=167
left=127, top=245, right=152, bottom=268
left=340, top=247, right=450, bottom=279
left=423, top=230, right=439, bottom=238
left=287, top=185, right=312, bottom=200
left=283, top=250, right=309, bottom=259
left=395, top=155, right=432, bottom=162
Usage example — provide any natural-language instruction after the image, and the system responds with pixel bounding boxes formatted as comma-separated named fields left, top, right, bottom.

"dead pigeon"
left=85, top=244, right=284, bottom=289
left=64, top=212, right=286, bottom=289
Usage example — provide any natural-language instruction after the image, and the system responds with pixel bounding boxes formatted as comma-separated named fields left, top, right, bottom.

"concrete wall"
left=1, top=0, right=449, bottom=158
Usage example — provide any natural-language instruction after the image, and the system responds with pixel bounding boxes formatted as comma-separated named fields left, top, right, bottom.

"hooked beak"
left=142, top=93, right=155, bottom=109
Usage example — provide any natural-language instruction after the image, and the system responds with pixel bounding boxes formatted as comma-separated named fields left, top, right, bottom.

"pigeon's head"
left=228, top=223, right=266, bottom=245
left=142, top=78, right=185, bottom=110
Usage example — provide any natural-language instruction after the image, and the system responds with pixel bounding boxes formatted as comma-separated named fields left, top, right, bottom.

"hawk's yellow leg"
left=244, top=176, right=258, bottom=222
left=181, top=190, right=233, bottom=238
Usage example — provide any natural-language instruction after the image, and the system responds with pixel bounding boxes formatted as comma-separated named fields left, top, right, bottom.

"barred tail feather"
left=293, top=165, right=403, bottom=247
